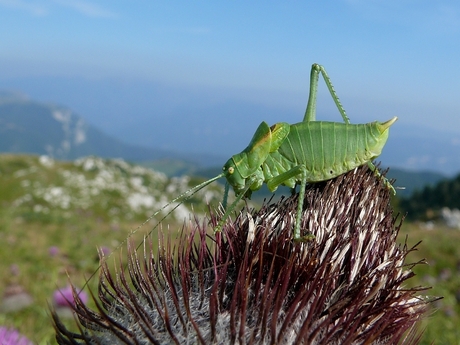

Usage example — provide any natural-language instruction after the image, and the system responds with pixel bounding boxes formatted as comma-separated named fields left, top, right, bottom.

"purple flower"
left=0, top=326, right=33, bottom=345
left=48, top=246, right=60, bottom=257
left=53, top=285, right=88, bottom=308
left=99, top=246, right=110, bottom=257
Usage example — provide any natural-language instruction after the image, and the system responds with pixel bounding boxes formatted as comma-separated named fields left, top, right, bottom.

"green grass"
left=399, top=222, right=460, bottom=344
left=0, top=154, right=222, bottom=344
left=0, top=206, right=181, bottom=342
left=2, top=212, right=458, bottom=344
left=0, top=154, right=458, bottom=344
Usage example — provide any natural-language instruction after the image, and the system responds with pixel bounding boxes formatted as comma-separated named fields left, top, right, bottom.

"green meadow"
left=0, top=154, right=458, bottom=344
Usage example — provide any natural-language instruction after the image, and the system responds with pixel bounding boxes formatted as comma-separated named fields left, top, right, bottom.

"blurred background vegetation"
left=0, top=154, right=459, bottom=344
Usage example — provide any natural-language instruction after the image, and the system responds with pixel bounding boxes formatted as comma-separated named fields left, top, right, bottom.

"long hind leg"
left=303, top=63, right=351, bottom=124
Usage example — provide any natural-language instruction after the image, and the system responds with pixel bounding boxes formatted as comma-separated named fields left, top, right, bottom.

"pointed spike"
left=378, top=116, right=398, bottom=132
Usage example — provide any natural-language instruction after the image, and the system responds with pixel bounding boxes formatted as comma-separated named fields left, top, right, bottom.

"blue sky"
left=0, top=1, right=460, bottom=173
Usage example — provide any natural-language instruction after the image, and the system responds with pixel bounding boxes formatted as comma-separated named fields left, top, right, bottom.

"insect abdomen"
left=277, top=121, right=388, bottom=182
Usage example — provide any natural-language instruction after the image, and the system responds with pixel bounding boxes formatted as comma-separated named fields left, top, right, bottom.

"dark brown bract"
left=52, top=166, right=430, bottom=344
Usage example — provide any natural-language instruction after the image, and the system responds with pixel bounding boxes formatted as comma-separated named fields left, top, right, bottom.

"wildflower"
left=52, top=166, right=431, bottom=344
left=49, top=246, right=60, bottom=257
left=99, top=246, right=111, bottom=257
left=53, top=285, right=88, bottom=308
left=0, top=326, right=33, bottom=345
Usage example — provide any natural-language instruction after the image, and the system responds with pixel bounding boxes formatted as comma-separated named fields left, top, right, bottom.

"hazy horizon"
left=0, top=1, right=459, bottom=174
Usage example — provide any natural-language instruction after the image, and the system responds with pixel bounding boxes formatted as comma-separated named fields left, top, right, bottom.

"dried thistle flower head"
left=52, top=166, right=431, bottom=344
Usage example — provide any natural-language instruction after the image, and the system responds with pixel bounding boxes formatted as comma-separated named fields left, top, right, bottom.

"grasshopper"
left=131, top=63, right=396, bottom=242
left=81, top=63, right=396, bottom=288
left=216, top=63, right=397, bottom=241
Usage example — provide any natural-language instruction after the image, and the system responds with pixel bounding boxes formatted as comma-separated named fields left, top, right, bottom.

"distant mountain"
left=2, top=76, right=460, bottom=175
left=399, top=172, right=460, bottom=221
left=0, top=92, right=223, bottom=166
left=385, top=168, right=445, bottom=198
left=0, top=92, right=449, bottom=199
left=377, top=122, right=460, bottom=177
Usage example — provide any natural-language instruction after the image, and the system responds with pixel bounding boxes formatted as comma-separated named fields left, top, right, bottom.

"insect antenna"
left=82, top=172, right=226, bottom=289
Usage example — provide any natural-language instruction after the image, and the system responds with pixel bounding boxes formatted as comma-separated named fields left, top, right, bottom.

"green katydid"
left=213, top=63, right=397, bottom=241
left=128, top=63, right=396, bottom=242
left=128, top=63, right=396, bottom=243
left=82, top=63, right=396, bottom=288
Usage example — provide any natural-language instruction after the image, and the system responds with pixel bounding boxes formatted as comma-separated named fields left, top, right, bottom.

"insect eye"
left=228, top=167, right=234, bottom=174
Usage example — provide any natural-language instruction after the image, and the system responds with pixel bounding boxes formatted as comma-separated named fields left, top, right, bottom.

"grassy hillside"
left=0, top=154, right=224, bottom=223
left=0, top=154, right=225, bottom=343
left=398, top=223, right=460, bottom=344
left=0, top=154, right=457, bottom=344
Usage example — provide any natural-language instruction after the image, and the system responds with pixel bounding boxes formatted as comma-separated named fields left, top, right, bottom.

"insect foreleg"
left=215, top=176, right=255, bottom=233
left=222, top=182, right=230, bottom=210
left=303, top=64, right=351, bottom=124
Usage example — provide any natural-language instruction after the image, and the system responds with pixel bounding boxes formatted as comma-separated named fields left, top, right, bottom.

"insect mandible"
left=216, top=63, right=397, bottom=241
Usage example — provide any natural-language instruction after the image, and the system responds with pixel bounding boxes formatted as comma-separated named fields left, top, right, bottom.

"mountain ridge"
left=0, top=93, right=447, bottom=198
left=0, top=94, right=224, bottom=167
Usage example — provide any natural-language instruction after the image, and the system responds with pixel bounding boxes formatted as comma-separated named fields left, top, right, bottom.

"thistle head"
left=52, top=165, right=432, bottom=344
